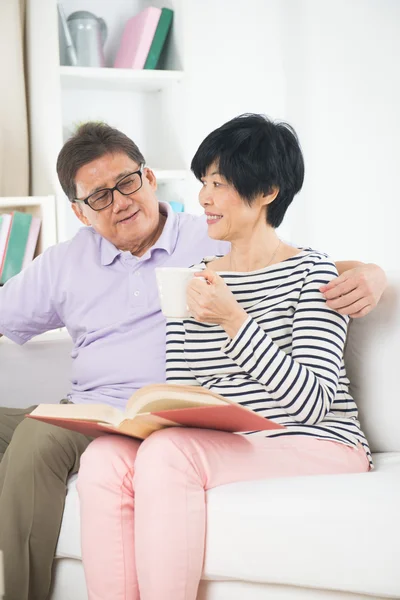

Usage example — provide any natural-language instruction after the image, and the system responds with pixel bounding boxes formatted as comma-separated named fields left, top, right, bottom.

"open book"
left=28, top=383, right=284, bottom=440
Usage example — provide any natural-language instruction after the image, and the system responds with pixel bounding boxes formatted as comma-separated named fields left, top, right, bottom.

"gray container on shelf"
left=58, top=3, right=78, bottom=66
left=66, top=11, right=107, bottom=67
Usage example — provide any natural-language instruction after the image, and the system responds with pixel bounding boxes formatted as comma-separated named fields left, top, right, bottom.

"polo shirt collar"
left=99, top=236, right=121, bottom=266
left=150, top=202, right=179, bottom=256
left=99, top=202, right=179, bottom=266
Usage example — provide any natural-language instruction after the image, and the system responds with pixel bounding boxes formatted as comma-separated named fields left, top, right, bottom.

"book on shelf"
left=0, top=214, right=13, bottom=272
left=144, top=8, right=174, bottom=70
left=22, top=217, right=41, bottom=269
left=28, top=383, right=284, bottom=440
left=169, top=201, right=184, bottom=213
left=0, top=211, right=41, bottom=284
left=114, top=7, right=162, bottom=70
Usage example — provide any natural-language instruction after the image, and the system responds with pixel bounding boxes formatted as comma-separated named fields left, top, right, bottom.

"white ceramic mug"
left=155, top=267, right=198, bottom=318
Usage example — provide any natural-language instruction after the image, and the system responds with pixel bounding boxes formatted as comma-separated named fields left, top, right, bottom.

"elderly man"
left=0, top=122, right=386, bottom=600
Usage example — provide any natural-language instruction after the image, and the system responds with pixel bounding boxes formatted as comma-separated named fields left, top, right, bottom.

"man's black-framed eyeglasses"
left=73, top=169, right=143, bottom=211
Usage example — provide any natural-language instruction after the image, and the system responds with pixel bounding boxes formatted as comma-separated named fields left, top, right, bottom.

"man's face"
left=72, top=152, right=162, bottom=254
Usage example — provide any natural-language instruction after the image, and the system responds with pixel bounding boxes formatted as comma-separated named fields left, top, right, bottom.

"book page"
left=125, top=384, right=228, bottom=419
left=30, top=403, right=124, bottom=427
left=118, top=414, right=180, bottom=439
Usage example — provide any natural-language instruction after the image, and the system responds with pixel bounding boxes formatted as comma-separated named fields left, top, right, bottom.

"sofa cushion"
left=344, top=274, right=400, bottom=452
left=57, top=454, right=400, bottom=598
left=0, top=330, right=72, bottom=407
left=56, top=474, right=81, bottom=560
left=203, top=453, right=400, bottom=597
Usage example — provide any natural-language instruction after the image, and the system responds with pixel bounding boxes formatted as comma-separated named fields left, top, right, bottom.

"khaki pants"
left=0, top=405, right=91, bottom=600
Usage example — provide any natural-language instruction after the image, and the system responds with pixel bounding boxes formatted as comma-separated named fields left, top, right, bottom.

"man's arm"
left=321, top=261, right=387, bottom=319
left=0, top=246, right=65, bottom=344
left=335, top=260, right=364, bottom=275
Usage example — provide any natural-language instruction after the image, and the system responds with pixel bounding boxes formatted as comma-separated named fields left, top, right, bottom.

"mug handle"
left=98, top=18, right=108, bottom=44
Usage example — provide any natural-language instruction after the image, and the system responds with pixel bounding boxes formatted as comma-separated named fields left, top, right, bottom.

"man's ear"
left=71, top=202, right=91, bottom=226
left=262, top=185, right=279, bottom=206
left=143, top=167, right=157, bottom=191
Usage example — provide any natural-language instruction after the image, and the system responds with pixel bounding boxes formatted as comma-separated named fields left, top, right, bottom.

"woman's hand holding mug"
left=187, top=270, right=248, bottom=338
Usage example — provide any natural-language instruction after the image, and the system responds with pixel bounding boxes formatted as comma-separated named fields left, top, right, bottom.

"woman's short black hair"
left=190, top=113, right=304, bottom=228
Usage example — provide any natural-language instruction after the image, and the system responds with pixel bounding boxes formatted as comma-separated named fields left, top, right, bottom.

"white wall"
left=179, top=0, right=291, bottom=238
left=176, top=0, right=399, bottom=270
left=284, top=0, right=400, bottom=271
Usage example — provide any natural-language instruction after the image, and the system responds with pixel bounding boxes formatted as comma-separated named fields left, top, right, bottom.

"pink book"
left=114, top=7, right=162, bottom=69
left=0, top=214, right=13, bottom=272
left=28, top=383, right=284, bottom=440
left=22, top=216, right=41, bottom=269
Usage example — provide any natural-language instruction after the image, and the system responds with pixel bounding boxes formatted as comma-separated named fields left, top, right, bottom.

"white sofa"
left=0, top=275, right=399, bottom=600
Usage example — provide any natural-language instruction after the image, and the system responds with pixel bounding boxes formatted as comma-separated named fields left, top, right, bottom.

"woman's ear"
left=262, top=186, right=279, bottom=206
left=143, top=167, right=157, bottom=191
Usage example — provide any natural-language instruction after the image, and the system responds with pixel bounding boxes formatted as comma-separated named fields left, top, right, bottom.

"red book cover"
left=153, top=404, right=283, bottom=433
left=28, top=402, right=283, bottom=440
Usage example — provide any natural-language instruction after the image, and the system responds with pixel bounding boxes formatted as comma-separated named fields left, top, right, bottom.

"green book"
left=0, top=211, right=32, bottom=284
left=144, top=8, right=173, bottom=70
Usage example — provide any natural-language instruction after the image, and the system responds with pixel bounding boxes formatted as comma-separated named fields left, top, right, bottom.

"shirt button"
left=134, top=291, right=140, bottom=297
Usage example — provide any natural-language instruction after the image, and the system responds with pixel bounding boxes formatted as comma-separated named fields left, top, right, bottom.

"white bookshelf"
left=26, top=0, right=187, bottom=243
left=153, top=169, right=187, bottom=183
left=60, top=66, right=184, bottom=92
left=0, top=196, right=57, bottom=255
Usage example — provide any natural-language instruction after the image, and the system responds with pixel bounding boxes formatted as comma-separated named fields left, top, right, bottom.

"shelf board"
left=60, top=66, right=184, bottom=92
left=153, top=169, right=187, bottom=183
left=0, top=196, right=51, bottom=208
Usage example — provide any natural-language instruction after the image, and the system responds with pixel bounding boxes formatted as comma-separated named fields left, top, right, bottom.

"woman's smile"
left=205, top=212, right=223, bottom=225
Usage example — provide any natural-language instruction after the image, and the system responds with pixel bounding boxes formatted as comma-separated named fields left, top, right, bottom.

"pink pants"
left=77, top=428, right=369, bottom=600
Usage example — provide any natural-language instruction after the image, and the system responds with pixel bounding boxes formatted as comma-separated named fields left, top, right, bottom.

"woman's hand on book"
left=187, top=270, right=248, bottom=338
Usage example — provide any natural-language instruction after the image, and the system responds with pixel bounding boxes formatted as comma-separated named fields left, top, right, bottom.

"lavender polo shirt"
left=0, top=203, right=228, bottom=409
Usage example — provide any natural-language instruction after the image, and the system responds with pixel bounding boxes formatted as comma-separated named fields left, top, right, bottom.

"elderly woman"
left=78, top=114, right=371, bottom=600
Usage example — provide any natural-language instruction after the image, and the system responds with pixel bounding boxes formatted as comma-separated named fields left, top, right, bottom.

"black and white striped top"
left=166, top=250, right=372, bottom=467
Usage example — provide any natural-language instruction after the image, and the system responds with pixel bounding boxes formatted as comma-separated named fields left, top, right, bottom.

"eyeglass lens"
left=88, top=172, right=142, bottom=210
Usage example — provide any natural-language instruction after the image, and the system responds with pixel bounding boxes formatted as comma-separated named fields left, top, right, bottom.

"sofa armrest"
left=345, top=272, right=400, bottom=453
left=0, top=330, right=73, bottom=408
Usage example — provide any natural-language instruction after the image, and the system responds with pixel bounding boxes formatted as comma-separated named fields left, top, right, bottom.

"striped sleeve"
left=166, top=320, right=200, bottom=386
left=222, top=260, right=348, bottom=425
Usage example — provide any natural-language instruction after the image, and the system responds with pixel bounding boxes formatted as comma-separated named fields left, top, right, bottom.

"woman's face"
left=198, top=163, right=272, bottom=242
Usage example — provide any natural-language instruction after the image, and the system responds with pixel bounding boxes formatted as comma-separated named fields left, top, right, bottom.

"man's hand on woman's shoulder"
left=320, top=262, right=387, bottom=319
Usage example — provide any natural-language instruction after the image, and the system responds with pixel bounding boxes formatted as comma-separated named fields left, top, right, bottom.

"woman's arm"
left=324, top=262, right=387, bottom=318
left=222, top=260, right=346, bottom=425
left=165, top=320, right=200, bottom=386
